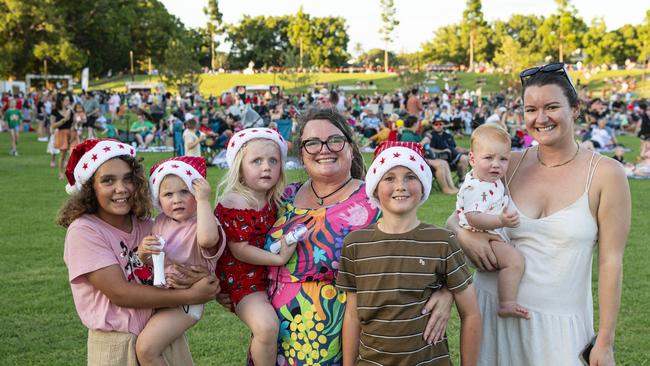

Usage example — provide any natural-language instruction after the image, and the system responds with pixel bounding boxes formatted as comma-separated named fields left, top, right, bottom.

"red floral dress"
left=215, top=202, right=278, bottom=311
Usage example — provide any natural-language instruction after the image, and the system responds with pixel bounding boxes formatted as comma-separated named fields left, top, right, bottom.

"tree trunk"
left=384, top=41, right=389, bottom=73
left=210, top=34, right=215, bottom=70
left=300, top=39, right=304, bottom=71
left=469, top=30, right=475, bottom=72
left=559, top=32, right=564, bottom=63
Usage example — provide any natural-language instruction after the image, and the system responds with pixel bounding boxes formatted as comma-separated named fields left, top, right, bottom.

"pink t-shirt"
left=152, top=214, right=225, bottom=277
left=63, top=214, right=154, bottom=335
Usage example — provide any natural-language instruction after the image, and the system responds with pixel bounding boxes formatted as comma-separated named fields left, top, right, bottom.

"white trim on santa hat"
left=66, top=140, right=136, bottom=195
left=365, top=146, right=433, bottom=207
left=149, top=159, right=203, bottom=209
left=225, top=127, right=288, bottom=167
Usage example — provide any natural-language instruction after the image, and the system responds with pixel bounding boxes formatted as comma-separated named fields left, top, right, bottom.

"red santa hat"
left=65, top=139, right=136, bottom=195
left=365, top=141, right=432, bottom=207
left=225, top=127, right=288, bottom=168
left=148, top=156, right=207, bottom=209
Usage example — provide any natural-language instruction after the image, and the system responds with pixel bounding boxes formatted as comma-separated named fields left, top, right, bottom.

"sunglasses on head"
left=519, top=62, right=577, bottom=94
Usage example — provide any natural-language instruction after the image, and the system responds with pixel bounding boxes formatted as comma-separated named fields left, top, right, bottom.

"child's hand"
left=277, top=237, right=298, bottom=264
left=499, top=206, right=520, bottom=228
left=138, top=235, right=162, bottom=257
left=192, top=178, right=212, bottom=202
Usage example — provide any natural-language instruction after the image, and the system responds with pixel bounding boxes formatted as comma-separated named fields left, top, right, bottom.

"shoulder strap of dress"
left=585, top=151, right=604, bottom=193
left=506, top=148, right=530, bottom=188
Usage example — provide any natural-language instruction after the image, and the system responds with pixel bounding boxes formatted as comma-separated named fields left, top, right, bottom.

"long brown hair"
left=56, top=156, right=152, bottom=227
left=296, top=107, right=365, bottom=179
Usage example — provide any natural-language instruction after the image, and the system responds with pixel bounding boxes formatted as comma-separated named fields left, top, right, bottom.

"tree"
left=639, top=10, right=650, bottom=68
left=460, top=0, right=489, bottom=70
left=538, top=0, right=587, bottom=62
left=226, top=15, right=292, bottom=69
left=379, top=0, right=399, bottom=72
left=359, top=48, right=398, bottom=69
left=612, top=25, right=641, bottom=64
left=0, top=0, right=85, bottom=78
left=307, top=16, right=350, bottom=68
left=398, top=51, right=425, bottom=70
left=421, top=24, right=465, bottom=65
left=203, top=0, right=223, bottom=70
left=493, top=36, right=538, bottom=75
left=582, top=18, right=608, bottom=64
left=353, top=42, right=365, bottom=65
left=492, top=14, right=545, bottom=63
left=287, top=6, right=311, bottom=70
left=159, top=37, right=202, bottom=92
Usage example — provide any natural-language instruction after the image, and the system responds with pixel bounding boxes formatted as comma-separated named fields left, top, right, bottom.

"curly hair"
left=296, top=107, right=366, bottom=179
left=56, top=156, right=152, bottom=228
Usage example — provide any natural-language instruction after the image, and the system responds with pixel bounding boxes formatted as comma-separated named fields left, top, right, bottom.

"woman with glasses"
left=448, top=63, right=630, bottom=365
left=258, top=108, right=453, bottom=365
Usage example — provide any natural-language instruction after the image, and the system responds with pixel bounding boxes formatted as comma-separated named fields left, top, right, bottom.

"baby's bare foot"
left=498, top=303, right=530, bottom=319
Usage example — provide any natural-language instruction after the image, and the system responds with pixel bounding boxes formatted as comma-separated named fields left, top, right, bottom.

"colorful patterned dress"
left=262, top=183, right=381, bottom=366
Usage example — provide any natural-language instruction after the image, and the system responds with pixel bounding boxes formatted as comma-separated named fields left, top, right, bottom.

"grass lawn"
left=0, top=132, right=648, bottom=365
left=87, top=69, right=650, bottom=98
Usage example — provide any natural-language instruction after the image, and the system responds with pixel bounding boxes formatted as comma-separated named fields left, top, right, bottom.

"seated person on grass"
left=130, top=112, right=156, bottom=149
left=399, top=115, right=459, bottom=195
left=427, top=119, right=470, bottom=182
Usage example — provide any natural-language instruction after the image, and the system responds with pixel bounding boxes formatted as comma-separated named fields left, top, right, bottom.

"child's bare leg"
left=236, top=291, right=279, bottom=366
left=58, top=150, right=67, bottom=179
left=10, top=129, right=17, bottom=152
left=136, top=307, right=198, bottom=366
left=491, top=241, right=529, bottom=319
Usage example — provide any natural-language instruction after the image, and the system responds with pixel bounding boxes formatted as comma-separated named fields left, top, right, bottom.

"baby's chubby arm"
left=465, top=205, right=519, bottom=230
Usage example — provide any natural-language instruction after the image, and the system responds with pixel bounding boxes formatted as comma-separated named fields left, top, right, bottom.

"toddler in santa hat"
left=136, top=155, right=226, bottom=365
left=214, top=127, right=296, bottom=366
left=58, top=139, right=218, bottom=365
left=336, top=141, right=481, bottom=366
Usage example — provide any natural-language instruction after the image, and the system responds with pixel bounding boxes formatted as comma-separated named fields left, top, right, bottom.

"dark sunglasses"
left=519, top=62, right=577, bottom=94
left=301, top=135, right=347, bottom=155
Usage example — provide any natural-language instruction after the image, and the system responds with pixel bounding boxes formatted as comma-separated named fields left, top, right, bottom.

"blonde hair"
left=216, top=138, right=286, bottom=208
left=470, top=124, right=511, bottom=152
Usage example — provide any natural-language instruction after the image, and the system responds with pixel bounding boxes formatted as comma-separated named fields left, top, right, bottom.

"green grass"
left=571, top=69, right=650, bottom=98
left=87, top=69, right=650, bottom=98
left=0, top=131, right=648, bottom=364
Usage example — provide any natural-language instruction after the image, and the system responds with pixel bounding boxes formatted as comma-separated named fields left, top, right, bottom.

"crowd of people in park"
left=1, top=62, right=641, bottom=365
left=4, top=69, right=649, bottom=184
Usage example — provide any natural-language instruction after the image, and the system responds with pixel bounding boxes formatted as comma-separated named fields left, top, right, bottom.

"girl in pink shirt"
left=59, top=139, right=219, bottom=365
left=136, top=156, right=226, bottom=366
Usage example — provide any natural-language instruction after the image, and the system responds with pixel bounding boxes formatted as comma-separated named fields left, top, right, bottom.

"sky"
left=160, top=0, right=648, bottom=54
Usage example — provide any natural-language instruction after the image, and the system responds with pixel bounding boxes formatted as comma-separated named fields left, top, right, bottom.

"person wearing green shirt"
left=5, top=99, right=22, bottom=156
left=130, top=112, right=156, bottom=149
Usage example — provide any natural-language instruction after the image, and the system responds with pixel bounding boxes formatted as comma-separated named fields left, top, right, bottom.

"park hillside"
left=1, top=0, right=649, bottom=94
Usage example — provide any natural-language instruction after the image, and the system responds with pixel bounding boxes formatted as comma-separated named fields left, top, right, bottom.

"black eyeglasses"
left=301, top=135, right=347, bottom=155
left=519, top=62, right=577, bottom=94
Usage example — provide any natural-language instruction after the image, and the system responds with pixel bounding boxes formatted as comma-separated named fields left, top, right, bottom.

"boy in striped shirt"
left=337, top=141, right=481, bottom=366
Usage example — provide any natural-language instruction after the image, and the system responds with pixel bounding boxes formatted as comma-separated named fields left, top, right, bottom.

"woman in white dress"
left=448, top=63, right=630, bottom=366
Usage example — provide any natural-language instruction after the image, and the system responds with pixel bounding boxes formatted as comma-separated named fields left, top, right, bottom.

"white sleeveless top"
left=474, top=150, right=602, bottom=366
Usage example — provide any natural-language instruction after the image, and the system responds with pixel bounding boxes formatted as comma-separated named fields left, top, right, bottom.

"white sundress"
left=475, top=150, right=602, bottom=366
